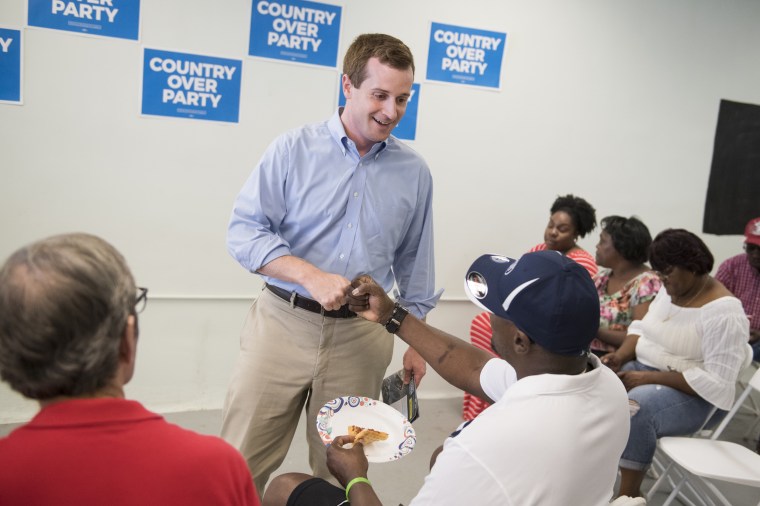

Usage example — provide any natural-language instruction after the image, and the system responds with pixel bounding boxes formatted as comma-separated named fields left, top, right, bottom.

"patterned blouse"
left=590, top=268, right=662, bottom=353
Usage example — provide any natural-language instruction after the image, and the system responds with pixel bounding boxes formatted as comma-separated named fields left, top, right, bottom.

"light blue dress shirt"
left=227, top=109, right=441, bottom=318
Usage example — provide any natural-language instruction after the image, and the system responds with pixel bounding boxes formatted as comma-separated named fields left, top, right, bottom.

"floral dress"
left=590, top=268, right=662, bottom=353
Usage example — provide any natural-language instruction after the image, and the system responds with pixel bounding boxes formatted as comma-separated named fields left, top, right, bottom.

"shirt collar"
left=329, top=108, right=389, bottom=159
left=29, top=398, right=160, bottom=428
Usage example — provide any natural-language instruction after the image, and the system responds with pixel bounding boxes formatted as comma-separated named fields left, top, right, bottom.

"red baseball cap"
left=745, top=217, right=760, bottom=247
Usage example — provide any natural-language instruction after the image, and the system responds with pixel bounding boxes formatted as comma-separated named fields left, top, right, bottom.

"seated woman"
left=528, top=193, right=599, bottom=276
left=463, top=194, right=598, bottom=421
left=590, top=216, right=662, bottom=356
left=602, top=228, right=749, bottom=499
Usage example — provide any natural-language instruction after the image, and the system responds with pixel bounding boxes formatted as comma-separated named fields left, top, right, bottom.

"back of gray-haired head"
left=0, top=233, right=136, bottom=399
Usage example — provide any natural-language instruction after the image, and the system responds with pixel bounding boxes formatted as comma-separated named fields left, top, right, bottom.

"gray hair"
left=0, top=233, right=136, bottom=399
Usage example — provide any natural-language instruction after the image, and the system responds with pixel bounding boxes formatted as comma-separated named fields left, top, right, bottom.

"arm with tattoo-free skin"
left=347, top=276, right=493, bottom=401
left=601, top=333, right=698, bottom=396
left=616, top=368, right=697, bottom=395
left=596, top=301, right=653, bottom=348
left=257, top=256, right=351, bottom=311
left=601, top=333, right=639, bottom=372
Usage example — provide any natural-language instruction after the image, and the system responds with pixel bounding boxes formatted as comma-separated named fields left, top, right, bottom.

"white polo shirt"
left=410, top=354, right=630, bottom=506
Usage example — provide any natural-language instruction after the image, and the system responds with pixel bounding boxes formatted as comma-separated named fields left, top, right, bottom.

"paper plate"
left=316, top=396, right=416, bottom=463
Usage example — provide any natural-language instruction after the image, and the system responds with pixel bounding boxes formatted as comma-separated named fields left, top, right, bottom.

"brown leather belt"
left=266, top=284, right=356, bottom=319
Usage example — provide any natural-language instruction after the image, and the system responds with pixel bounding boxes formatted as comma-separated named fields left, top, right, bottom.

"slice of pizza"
left=347, top=425, right=389, bottom=445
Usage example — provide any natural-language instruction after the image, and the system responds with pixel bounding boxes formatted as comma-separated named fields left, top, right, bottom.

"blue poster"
left=0, top=28, right=22, bottom=104
left=141, top=48, right=242, bottom=123
left=426, top=22, right=507, bottom=89
left=28, top=0, right=141, bottom=41
left=249, top=0, right=341, bottom=68
left=338, top=80, right=421, bottom=141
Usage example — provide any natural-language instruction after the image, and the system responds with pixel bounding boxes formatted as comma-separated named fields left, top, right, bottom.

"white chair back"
left=710, top=364, right=760, bottom=439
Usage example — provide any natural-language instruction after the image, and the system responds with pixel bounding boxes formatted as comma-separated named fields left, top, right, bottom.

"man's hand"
left=750, top=329, right=760, bottom=344
left=403, top=346, right=427, bottom=386
left=302, top=272, right=352, bottom=310
left=325, top=435, right=369, bottom=487
left=346, top=276, right=395, bottom=324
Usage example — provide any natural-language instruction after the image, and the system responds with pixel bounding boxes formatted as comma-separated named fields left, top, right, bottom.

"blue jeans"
left=619, top=361, right=721, bottom=471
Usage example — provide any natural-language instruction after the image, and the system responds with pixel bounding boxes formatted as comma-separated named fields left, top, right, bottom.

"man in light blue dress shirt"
left=222, top=33, right=441, bottom=496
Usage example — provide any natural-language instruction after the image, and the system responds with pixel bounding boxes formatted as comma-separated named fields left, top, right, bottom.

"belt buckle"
left=289, top=291, right=297, bottom=309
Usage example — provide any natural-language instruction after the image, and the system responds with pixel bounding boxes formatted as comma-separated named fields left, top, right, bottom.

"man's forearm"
left=257, top=255, right=318, bottom=285
left=394, top=314, right=492, bottom=401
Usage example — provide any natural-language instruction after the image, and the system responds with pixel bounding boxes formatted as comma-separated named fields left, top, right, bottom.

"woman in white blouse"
left=602, top=228, right=749, bottom=499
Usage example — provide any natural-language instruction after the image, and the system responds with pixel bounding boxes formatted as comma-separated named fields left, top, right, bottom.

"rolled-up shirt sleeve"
left=227, top=139, right=292, bottom=273
left=683, top=300, right=749, bottom=410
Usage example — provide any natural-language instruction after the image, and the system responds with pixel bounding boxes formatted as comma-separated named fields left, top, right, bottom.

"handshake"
left=344, top=275, right=397, bottom=327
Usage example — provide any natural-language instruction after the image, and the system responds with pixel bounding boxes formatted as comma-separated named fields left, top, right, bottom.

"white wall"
left=2, top=0, right=760, bottom=423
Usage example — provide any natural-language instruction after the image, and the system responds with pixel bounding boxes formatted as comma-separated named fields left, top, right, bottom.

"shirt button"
left=353, top=192, right=359, bottom=198
left=347, top=223, right=352, bottom=229
left=339, top=254, right=345, bottom=260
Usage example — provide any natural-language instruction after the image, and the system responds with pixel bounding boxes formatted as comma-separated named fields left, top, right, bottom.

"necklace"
left=664, top=276, right=709, bottom=322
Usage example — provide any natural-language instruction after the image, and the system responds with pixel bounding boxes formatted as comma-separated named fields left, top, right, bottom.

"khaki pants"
left=220, top=288, right=394, bottom=496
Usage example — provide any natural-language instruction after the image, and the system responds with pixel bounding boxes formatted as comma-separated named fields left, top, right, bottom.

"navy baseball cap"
left=464, top=250, right=599, bottom=356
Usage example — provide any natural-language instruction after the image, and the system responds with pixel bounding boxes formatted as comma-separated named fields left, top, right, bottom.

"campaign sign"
left=141, top=48, right=242, bottom=123
left=0, top=28, right=22, bottom=103
left=338, top=80, right=421, bottom=141
left=28, top=0, right=141, bottom=41
left=426, top=22, right=507, bottom=89
left=249, top=0, right=341, bottom=68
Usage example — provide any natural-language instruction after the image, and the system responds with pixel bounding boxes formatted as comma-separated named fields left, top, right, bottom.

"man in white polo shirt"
left=262, top=250, right=630, bottom=505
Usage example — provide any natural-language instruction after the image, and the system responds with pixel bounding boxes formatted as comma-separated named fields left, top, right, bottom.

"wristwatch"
left=384, top=302, right=409, bottom=334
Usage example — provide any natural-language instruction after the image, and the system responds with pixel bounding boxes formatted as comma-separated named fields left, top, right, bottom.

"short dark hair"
left=649, top=228, right=714, bottom=275
left=601, top=216, right=652, bottom=264
left=0, top=233, right=135, bottom=400
left=343, top=33, right=415, bottom=89
left=550, top=194, right=597, bottom=238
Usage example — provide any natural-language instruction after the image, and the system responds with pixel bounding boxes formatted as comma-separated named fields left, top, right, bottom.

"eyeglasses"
left=135, top=287, right=148, bottom=313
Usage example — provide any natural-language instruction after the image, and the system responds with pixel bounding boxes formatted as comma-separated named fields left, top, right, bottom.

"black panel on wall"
left=703, top=99, right=760, bottom=235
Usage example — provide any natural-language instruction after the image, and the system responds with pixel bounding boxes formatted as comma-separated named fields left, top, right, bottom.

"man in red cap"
left=716, top=216, right=760, bottom=363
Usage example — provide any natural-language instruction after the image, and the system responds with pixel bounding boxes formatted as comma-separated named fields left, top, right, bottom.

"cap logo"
left=502, top=277, right=540, bottom=311
left=751, top=222, right=760, bottom=236
left=466, top=271, right=488, bottom=299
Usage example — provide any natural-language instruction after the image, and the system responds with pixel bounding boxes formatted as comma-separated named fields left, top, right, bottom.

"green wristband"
left=344, top=476, right=371, bottom=501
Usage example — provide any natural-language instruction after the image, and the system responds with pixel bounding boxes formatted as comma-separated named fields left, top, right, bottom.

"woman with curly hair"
left=527, top=194, right=599, bottom=275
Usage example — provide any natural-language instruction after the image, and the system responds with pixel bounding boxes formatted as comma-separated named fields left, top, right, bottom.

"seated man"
left=263, top=250, right=630, bottom=505
left=715, top=216, right=760, bottom=362
left=0, top=233, right=259, bottom=505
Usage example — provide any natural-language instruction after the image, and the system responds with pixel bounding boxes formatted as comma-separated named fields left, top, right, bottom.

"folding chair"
left=646, top=365, right=760, bottom=506
left=737, top=361, right=760, bottom=439
left=645, top=345, right=754, bottom=506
